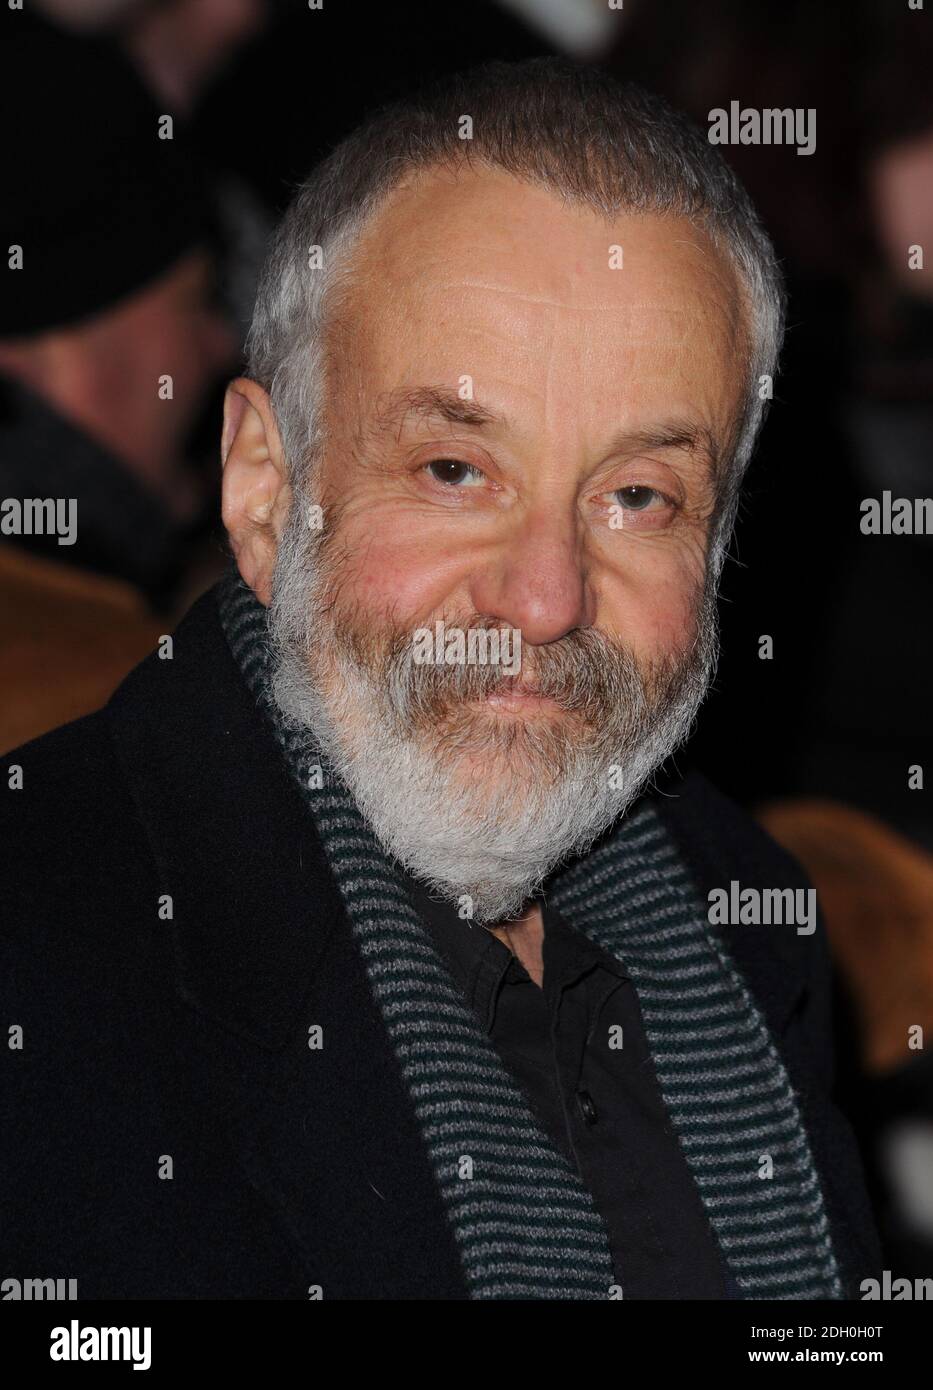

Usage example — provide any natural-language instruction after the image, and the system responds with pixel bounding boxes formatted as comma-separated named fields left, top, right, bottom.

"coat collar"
left=105, top=584, right=471, bottom=1298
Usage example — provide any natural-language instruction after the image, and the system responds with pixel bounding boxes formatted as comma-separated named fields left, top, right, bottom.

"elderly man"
left=1, top=58, right=879, bottom=1301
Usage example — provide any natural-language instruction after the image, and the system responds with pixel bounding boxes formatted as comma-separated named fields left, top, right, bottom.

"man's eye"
left=612, top=485, right=663, bottom=510
left=425, top=459, right=484, bottom=487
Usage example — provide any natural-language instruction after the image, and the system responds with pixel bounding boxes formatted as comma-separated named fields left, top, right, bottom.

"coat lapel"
left=652, top=766, right=811, bottom=1038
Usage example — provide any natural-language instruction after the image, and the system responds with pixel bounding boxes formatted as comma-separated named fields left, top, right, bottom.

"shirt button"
left=576, top=1090, right=598, bottom=1126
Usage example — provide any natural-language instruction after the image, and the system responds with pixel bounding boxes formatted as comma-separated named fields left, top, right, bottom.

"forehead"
left=329, top=165, right=749, bottom=433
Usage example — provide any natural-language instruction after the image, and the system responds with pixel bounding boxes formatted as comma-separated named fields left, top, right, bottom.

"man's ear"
left=221, top=377, right=291, bottom=606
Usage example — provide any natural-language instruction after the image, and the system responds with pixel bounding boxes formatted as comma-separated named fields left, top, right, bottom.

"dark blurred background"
left=2, top=0, right=932, bottom=1284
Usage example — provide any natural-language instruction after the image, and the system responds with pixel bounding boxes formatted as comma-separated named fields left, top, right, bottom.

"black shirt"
left=403, top=871, right=742, bottom=1299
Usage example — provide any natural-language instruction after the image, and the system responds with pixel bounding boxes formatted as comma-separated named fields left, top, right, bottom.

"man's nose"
left=468, top=506, right=595, bottom=647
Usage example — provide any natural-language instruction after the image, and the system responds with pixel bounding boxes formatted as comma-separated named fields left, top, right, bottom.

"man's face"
left=0, top=248, right=237, bottom=520
left=253, top=167, right=748, bottom=921
left=84, top=249, right=237, bottom=513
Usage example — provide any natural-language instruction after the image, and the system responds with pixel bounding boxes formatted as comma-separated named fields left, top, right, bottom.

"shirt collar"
left=400, top=869, right=629, bottom=1034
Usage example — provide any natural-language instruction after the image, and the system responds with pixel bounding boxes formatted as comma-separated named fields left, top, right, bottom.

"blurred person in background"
left=0, top=13, right=238, bottom=752
left=31, top=0, right=277, bottom=343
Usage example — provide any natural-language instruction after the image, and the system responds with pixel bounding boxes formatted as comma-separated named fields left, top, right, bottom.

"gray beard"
left=266, top=498, right=720, bottom=925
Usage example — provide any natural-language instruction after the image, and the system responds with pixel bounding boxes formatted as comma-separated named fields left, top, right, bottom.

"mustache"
left=341, top=615, right=690, bottom=731
left=273, top=508, right=719, bottom=742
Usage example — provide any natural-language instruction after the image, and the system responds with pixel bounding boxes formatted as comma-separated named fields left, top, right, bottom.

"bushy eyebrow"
left=373, top=385, right=506, bottom=437
left=373, top=385, right=722, bottom=481
left=608, top=423, right=724, bottom=484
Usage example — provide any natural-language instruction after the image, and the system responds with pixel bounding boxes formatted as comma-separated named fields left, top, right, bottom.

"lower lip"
left=482, top=691, right=561, bottom=712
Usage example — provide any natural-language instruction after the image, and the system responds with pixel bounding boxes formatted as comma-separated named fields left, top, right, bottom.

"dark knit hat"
left=1, top=13, right=214, bottom=338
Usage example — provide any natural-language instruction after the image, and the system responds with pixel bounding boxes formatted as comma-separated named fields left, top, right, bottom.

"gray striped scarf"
left=217, top=570, right=842, bottom=1301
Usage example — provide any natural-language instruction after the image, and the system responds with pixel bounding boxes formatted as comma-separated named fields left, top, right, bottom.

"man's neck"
left=487, top=901, right=545, bottom=987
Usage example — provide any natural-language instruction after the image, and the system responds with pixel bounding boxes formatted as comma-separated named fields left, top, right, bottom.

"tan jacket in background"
left=0, top=545, right=165, bottom=755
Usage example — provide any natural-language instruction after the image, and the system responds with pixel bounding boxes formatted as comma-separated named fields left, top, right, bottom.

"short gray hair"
left=246, top=56, right=785, bottom=569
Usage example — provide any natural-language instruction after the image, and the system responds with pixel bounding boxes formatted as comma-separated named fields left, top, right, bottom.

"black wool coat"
left=0, top=586, right=882, bottom=1299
